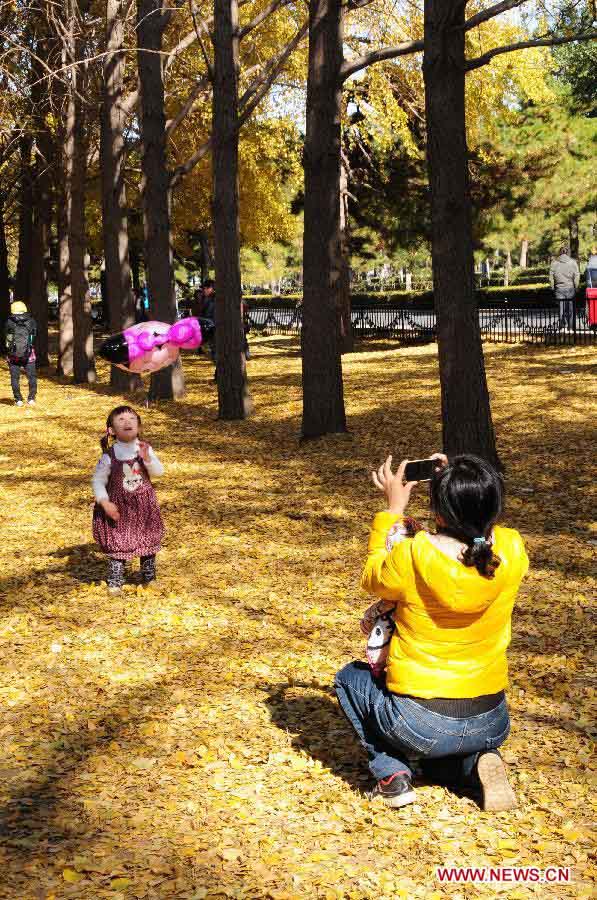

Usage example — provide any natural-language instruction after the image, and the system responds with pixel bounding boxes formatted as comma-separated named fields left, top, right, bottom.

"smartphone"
left=404, top=458, right=435, bottom=482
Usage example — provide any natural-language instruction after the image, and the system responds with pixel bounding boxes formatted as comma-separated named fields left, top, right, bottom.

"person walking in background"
left=549, top=245, right=580, bottom=330
left=196, top=279, right=216, bottom=367
left=200, top=279, right=216, bottom=321
left=585, top=246, right=597, bottom=288
left=241, top=296, right=251, bottom=360
left=4, top=301, right=37, bottom=407
left=586, top=247, right=597, bottom=330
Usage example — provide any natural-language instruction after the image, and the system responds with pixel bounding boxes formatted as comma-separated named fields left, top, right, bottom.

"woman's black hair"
left=100, top=405, right=141, bottom=452
left=430, top=454, right=503, bottom=578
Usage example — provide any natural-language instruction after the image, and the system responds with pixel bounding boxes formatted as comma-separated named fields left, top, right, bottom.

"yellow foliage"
left=465, top=15, right=555, bottom=147
left=0, top=336, right=595, bottom=897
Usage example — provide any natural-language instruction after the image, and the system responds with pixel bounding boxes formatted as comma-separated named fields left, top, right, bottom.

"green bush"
left=478, top=285, right=554, bottom=305
left=512, top=274, right=549, bottom=286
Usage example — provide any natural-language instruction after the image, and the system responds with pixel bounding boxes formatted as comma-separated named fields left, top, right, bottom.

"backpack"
left=8, top=317, right=34, bottom=363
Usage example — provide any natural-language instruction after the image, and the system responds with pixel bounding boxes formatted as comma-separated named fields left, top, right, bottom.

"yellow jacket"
left=361, top=513, right=529, bottom=698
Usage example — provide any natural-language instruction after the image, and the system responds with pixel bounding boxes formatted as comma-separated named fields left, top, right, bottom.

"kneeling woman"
left=335, top=454, right=528, bottom=811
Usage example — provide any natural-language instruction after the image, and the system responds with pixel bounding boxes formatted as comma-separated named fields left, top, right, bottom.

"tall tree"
left=137, top=0, right=182, bottom=401
left=423, top=0, right=497, bottom=463
left=301, top=0, right=422, bottom=437
left=101, top=0, right=140, bottom=392
left=29, top=10, right=56, bottom=369
left=338, top=154, right=353, bottom=353
left=29, top=128, right=52, bottom=367
left=0, top=189, right=10, bottom=328
left=301, top=0, right=346, bottom=437
left=56, top=177, right=73, bottom=376
left=66, top=0, right=95, bottom=383
left=212, top=0, right=253, bottom=418
left=0, top=130, right=19, bottom=329
left=14, top=133, right=34, bottom=304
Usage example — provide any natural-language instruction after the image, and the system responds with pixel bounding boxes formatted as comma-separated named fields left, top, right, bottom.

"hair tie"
left=473, top=536, right=488, bottom=545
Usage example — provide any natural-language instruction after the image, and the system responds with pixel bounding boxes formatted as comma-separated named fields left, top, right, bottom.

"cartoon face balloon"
left=99, top=318, right=202, bottom=375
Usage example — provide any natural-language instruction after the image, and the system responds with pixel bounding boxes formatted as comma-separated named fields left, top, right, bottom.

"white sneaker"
left=27, top=399, right=35, bottom=406
left=15, top=400, right=23, bottom=407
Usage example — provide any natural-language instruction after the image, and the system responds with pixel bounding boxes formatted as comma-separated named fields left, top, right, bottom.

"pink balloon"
left=98, top=317, right=203, bottom=375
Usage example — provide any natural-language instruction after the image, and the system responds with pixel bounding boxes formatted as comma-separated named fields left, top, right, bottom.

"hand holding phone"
left=372, top=453, right=448, bottom=515
left=404, top=453, right=448, bottom=482
left=404, top=458, right=435, bottom=482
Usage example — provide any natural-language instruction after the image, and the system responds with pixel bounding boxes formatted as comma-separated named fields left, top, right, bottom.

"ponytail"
left=461, top=536, right=501, bottom=578
left=100, top=429, right=111, bottom=453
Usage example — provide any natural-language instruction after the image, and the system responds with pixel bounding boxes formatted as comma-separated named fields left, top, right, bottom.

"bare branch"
left=169, top=21, right=308, bottom=188
left=465, top=30, right=597, bottom=71
left=187, top=0, right=214, bottom=80
left=163, top=0, right=251, bottom=75
left=238, top=20, right=308, bottom=125
left=340, top=39, right=423, bottom=83
left=163, top=27, right=204, bottom=75
left=463, top=0, right=531, bottom=32
left=166, top=73, right=210, bottom=135
left=238, top=0, right=293, bottom=41
left=169, top=136, right=212, bottom=188
left=122, top=88, right=139, bottom=116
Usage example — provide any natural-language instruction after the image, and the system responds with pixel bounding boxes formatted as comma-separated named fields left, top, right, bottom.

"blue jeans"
left=334, top=662, right=510, bottom=783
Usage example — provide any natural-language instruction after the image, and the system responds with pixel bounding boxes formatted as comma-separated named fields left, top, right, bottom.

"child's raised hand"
left=137, top=440, right=151, bottom=463
left=100, top=499, right=120, bottom=522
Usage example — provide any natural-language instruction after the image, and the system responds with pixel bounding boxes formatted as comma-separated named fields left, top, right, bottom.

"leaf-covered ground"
left=0, top=337, right=595, bottom=900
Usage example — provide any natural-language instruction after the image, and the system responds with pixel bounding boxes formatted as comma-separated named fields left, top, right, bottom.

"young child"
left=92, top=405, right=164, bottom=593
left=361, top=516, right=424, bottom=677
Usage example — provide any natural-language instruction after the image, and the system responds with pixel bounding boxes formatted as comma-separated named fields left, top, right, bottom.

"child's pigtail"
left=100, top=428, right=111, bottom=453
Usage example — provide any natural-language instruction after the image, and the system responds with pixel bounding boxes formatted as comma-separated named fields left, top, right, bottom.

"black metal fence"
left=246, top=303, right=597, bottom=347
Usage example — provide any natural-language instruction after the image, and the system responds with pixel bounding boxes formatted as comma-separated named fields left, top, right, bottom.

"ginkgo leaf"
left=62, top=869, right=83, bottom=883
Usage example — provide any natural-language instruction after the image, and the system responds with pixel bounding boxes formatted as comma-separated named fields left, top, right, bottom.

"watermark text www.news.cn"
left=436, top=866, right=572, bottom=884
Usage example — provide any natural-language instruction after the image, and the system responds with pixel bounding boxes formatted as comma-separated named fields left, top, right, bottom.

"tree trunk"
left=14, top=134, right=34, bottom=304
left=568, top=216, right=579, bottom=259
left=423, top=0, right=498, bottom=465
left=213, top=0, right=253, bottom=418
left=200, top=232, right=210, bottom=283
left=29, top=139, right=52, bottom=368
left=68, top=31, right=95, bottom=383
left=130, top=241, right=141, bottom=293
left=136, top=0, right=182, bottom=401
left=56, top=177, right=73, bottom=376
left=28, top=10, right=57, bottom=369
left=503, top=250, right=511, bottom=286
left=301, top=0, right=346, bottom=437
left=0, top=191, right=10, bottom=332
left=519, top=237, right=528, bottom=268
left=102, top=0, right=141, bottom=393
left=338, top=157, right=353, bottom=353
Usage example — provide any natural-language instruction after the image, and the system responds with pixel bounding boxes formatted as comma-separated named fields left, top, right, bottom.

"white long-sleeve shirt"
left=92, top=439, right=164, bottom=502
